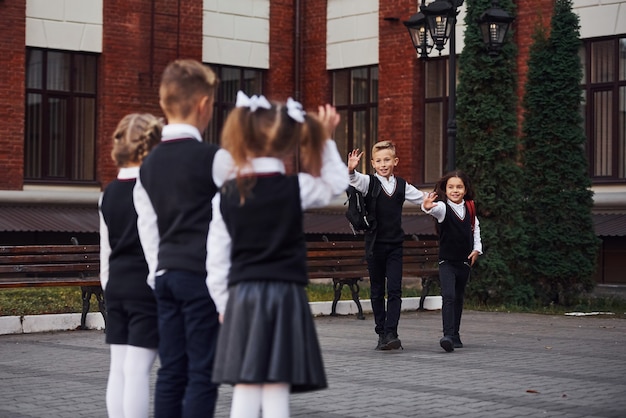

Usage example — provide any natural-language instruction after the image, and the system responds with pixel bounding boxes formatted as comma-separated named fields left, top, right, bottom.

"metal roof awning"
left=0, top=205, right=99, bottom=233
left=593, top=214, right=626, bottom=237
left=0, top=205, right=437, bottom=237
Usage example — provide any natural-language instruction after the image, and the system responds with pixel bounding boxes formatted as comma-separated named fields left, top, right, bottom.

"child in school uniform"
left=99, top=113, right=162, bottom=418
left=207, top=91, right=348, bottom=418
left=133, top=59, right=229, bottom=418
left=421, top=170, right=482, bottom=352
left=347, top=141, right=425, bottom=351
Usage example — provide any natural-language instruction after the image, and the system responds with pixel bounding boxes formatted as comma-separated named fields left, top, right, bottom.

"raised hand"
left=317, top=104, right=340, bottom=138
left=347, top=149, right=363, bottom=173
left=422, top=191, right=438, bottom=210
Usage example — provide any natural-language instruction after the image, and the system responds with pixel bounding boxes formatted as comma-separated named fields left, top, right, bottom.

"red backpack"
left=466, top=200, right=476, bottom=232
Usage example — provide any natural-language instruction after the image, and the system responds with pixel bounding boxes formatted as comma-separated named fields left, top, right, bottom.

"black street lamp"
left=404, top=0, right=514, bottom=172
left=479, top=0, right=515, bottom=56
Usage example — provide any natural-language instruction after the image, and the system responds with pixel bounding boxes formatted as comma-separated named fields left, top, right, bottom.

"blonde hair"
left=159, top=59, right=219, bottom=119
left=111, top=113, right=163, bottom=167
left=372, top=140, right=397, bottom=157
left=220, top=101, right=326, bottom=203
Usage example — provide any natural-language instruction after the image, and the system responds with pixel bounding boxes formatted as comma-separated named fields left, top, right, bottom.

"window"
left=25, top=48, right=97, bottom=183
left=582, top=36, right=626, bottom=181
left=332, top=66, right=378, bottom=174
left=204, top=64, right=265, bottom=144
left=424, top=57, right=448, bottom=183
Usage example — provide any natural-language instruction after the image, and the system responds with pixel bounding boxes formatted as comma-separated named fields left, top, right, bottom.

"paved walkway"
left=0, top=310, right=625, bottom=417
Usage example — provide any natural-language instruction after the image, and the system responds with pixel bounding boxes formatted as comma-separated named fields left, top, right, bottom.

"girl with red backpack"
left=422, top=170, right=482, bottom=352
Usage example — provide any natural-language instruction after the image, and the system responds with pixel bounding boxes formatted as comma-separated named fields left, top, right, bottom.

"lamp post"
left=404, top=0, right=514, bottom=172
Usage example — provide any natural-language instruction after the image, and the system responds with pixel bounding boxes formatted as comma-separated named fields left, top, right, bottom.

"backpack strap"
left=364, top=175, right=382, bottom=258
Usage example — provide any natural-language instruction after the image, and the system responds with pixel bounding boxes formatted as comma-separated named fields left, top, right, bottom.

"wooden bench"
left=306, top=236, right=440, bottom=319
left=0, top=241, right=106, bottom=330
left=0, top=237, right=438, bottom=327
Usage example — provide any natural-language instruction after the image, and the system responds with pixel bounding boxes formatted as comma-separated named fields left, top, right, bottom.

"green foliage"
left=521, top=0, right=600, bottom=304
left=456, top=0, right=529, bottom=303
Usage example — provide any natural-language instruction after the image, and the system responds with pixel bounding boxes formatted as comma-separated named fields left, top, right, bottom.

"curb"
left=0, top=296, right=442, bottom=336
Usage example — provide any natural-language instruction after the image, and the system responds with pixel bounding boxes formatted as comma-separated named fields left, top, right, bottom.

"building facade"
left=0, top=0, right=625, bottom=283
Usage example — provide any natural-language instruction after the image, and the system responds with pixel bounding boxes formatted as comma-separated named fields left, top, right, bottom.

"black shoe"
left=452, top=334, right=463, bottom=348
left=375, top=334, right=384, bottom=350
left=440, top=336, right=454, bottom=352
left=380, top=333, right=403, bottom=350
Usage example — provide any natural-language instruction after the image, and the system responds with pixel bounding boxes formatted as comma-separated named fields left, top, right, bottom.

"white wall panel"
left=203, top=0, right=269, bottom=69
left=327, top=0, right=378, bottom=69
left=25, top=0, right=102, bottom=52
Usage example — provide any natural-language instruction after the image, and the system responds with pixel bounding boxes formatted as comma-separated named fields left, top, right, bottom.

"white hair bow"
left=286, top=97, right=306, bottom=123
left=236, top=90, right=271, bottom=112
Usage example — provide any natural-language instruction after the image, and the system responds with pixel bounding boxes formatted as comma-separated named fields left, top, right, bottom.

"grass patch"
left=2, top=284, right=625, bottom=318
left=0, top=283, right=423, bottom=316
left=465, top=297, right=626, bottom=318
left=306, top=281, right=422, bottom=302
left=0, top=287, right=90, bottom=316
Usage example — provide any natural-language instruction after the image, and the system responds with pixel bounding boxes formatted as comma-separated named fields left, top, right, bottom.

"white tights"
left=106, top=344, right=157, bottom=418
left=230, top=383, right=290, bottom=418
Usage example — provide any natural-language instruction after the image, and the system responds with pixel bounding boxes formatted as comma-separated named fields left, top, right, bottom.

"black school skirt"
left=212, top=280, right=327, bottom=393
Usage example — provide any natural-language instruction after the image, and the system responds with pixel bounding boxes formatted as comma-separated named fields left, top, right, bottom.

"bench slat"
left=0, top=277, right=101, bottom=288
left=0, top=254, right=100, bottom=265
left=0, top=244, right=100, bottom=290
left=0, top=264, right=99, bottom=275
left=0, top=245, right=99, bottom=255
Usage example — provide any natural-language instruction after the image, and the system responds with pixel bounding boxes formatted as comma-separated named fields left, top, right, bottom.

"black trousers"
left=439, top=260, right=471, bottom=337
left=366, top=242, right=403, bottom=337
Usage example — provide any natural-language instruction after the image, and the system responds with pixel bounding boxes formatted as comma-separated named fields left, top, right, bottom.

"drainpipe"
left=294, top=0, right=302, bottom=102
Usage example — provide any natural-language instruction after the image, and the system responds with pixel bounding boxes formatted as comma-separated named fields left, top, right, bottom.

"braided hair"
left=111, top=113, right=163, bottom=167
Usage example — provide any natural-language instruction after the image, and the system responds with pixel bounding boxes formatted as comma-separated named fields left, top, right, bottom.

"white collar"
left=117, top=166, right=139, bottom=179
left=448, top=199, right=465, bottom=209
left=240, top=157, right=286, bottom=175
left=374, top=173, right=396, bottom=184
left=161, top=124, right=203, bottom=143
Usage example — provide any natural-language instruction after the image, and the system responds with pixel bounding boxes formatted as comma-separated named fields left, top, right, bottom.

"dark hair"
left=433, top=170, right=475, bottom=202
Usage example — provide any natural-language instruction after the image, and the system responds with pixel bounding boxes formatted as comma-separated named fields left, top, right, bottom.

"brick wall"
left=301, top=0, right=330, bottom=108
left=268, top=1, right=328, bottom=109
left=0, top=0, right=558, bottom=190
left=380, top=0, right=423, bottom=185
left=0, top=1, right=26, bottom=190
left=268, top=0, right=295, bottom=101
left=99, top=0, right=203, bottom=186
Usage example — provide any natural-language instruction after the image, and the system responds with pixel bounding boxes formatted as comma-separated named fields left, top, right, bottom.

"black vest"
left=100, top=178, right=153, bottom=300
left=139, top=138, right=219, bottom=275
left=220, top=174, right=308, bottom=286
left=366, top=177, right=406, bottom=244
left=438, top=202, right=473, bottom=262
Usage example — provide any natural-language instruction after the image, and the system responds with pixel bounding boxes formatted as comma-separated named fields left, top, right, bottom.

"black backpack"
left=345, top=175, right=382, bottom=235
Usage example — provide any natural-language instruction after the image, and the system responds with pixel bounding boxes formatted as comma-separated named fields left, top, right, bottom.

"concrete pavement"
left=0, top=309, right=625, bottom=417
